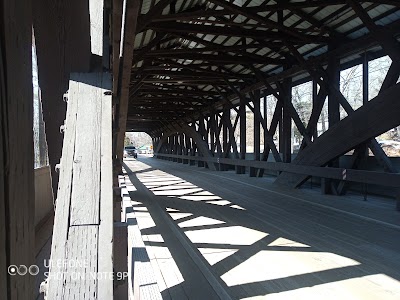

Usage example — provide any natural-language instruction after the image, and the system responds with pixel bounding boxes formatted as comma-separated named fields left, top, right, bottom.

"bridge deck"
left=123, top=156, right=400, bottom=300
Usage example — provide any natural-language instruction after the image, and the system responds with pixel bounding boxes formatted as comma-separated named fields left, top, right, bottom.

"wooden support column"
left=363, top=53, right=369, bottom=105
left=1, top=1, right=35, bottom=298
left=258, top=96, right=268, bottom=177
left=250, top=91, right=261, bottom=177
left=114, top=0, right=140, bottom=171
left=281, top=78, right=292, bottom=163
left=197, top=117, right=205, bottom=168
left=312, top=80, right=319, bottom=140
left=199, top=117, right=208, bottom=168
left=173, top=134, right=178, bottom=162
left=210, top=113, right=216, bottom=154
left=323, top=52, right=341, bottom=194
left=221, top=109, right=230, bottom=171
left=328, top=55, right=341, bottom=129
left=237, top=97, right=246, bottom=174
left=189, top=137, right=196, bottom=165
left=182, top=134, right=190, bottom=164
left=178, top=133, right=184, bottom=163
left=112, top=0, right=123, bottom=96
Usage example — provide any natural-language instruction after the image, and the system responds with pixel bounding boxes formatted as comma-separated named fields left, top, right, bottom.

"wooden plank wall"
left=0, top=0, right=35, bottom=299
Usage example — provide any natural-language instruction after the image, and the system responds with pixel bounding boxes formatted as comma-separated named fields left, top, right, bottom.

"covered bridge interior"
left=1, top=0, right=400, bottom=299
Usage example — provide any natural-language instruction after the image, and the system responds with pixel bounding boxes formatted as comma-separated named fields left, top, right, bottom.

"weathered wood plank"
left=122, top=175, right=165, bottom=300
left=131, top=223, right=162, bottom=300
left=1, top=0, right=35, bottom=298
left=47, top=75, right=80, bottom=299
left=70, top=73, right=103, bottom=225
left=48, top=72, right=114, bottom=299
left=63, top=226, right=99, bottom=299
left=98, top=73, right=114, bottom=298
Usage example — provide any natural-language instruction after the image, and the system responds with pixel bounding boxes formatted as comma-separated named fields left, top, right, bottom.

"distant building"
left=137, top=144, right=153, bottom=154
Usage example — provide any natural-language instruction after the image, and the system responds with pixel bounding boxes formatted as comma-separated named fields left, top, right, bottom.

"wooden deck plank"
left=122, top=163, right=227, bottom=300
left=121, top=176, right=163, bottom=300
left=123, top=157, right=400, bottom=300
left=98, top=73, right=114, bottom=299
left=70, top=73, right=102, bottom=225
left=63, top=226, right=99, bottom=299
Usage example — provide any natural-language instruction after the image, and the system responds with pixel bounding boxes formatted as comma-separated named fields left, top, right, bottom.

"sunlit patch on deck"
left=178, top=216, right=226, bottom=228
left=185, top=225, right=268, bottom=246
left=221, top=250, right=360, bottom=287
left=198, top=248, right=239, bottom=266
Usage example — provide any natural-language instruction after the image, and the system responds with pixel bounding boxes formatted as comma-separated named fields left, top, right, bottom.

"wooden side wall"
left=0, top=0, right=35, bottom=298
left=33, top=0, right=91, bottom=198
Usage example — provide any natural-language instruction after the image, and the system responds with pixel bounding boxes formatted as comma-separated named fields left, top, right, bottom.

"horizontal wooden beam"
left=155, top=153, right=400, bottom=188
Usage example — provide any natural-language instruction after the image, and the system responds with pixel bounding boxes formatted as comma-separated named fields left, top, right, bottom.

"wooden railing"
left=154, top=153, right=400, bottom=189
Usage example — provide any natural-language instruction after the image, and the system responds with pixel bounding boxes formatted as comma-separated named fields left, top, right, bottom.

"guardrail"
left=154, top=153, right=400, bottom=189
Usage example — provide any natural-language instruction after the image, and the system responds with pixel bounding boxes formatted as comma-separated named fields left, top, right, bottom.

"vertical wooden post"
left=1, top=0, right=35, bottom=298
left=312, top=80, right=319, bottom=140
left=210, top=113, right=216, bottom=154
left=221, top=109, right=230, bottom=170
left=250, top=91, right=261, bottom=177
left=237, top=97, right=246, bottom=174
left=281, top=78, right=292, bottom=163
left=323, top=52, right=341, bottom=194
left=328, top=56, right=341, bottom=129
left=183, top=134, right=189, bottom=164
left=173, top=134, right=178, bottom=162
left=114, top=0, right=140, bottom=171
left=363, top=53, right=369, bottom=105
left=258, top=95, right=268, bottom=177
left=189, top=137, right=196, bottom=165
left=178, top=133, right=184, bottom=163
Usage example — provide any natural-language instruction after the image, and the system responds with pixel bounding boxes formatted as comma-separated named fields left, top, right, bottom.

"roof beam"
left=348, top=0, right=400, bottom=64
left=208, top=0, right=326, bottom=42
left=146, top=52, right=284, bottom=65
left=136, top=0, right=175, bottom=32
left=134, top=69, right=254, bottom=80
left=148, top=21, right=330, bottom=43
